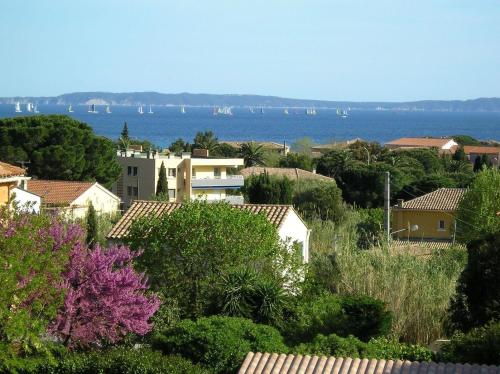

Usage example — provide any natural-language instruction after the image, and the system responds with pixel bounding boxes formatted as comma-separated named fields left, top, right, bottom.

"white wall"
left=11, top=188, right=41, bottom=213
left=71, top=184, right=120, bottom=219
left=278, top=210, right=310, bottom=263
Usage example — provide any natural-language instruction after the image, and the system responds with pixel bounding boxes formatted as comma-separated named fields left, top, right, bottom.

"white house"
left=107, top=200, right=311, bottom=263
left=11, top=187, right=41, bottom=213
left=27, top=180, right=121, bottom=219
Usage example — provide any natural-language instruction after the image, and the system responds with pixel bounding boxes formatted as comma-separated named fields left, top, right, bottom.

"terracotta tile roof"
left=240, top=167, right=333, bottom=181
left=221, top=141, right=289, bottom=150
left=107, top=200, right=295, bottom=239
left=0, top=161, right=26, bottom=178
left=27, top=180, right=95, bottom=205
left=386, top=137, right=454, bottom=148
left=238, top=352, right=500, bottom=374
left=463, top=145, right=500, bottom=155
left=394, top=188, right=466, bottom=211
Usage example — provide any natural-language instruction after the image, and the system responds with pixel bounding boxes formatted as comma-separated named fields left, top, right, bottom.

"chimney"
left=397, top=199, right=404, bottom=208
left=192, top=148, right=209, bottom=158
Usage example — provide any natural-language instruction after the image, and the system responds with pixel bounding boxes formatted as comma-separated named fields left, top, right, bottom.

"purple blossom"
left=50, top=244, right=160, bottom=348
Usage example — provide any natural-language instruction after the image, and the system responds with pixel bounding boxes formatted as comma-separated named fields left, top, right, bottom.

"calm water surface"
left=0, top=105, right=498, bottom=147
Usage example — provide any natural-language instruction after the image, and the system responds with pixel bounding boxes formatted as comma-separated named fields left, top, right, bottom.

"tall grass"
left=308, top=212, right=466, bottom=345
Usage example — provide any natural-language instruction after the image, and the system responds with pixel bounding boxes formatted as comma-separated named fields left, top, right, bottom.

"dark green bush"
left=440, top=322, right=500, bottom=365
left=293, top=181, right=345, bottom=222
left=153, top=316, right=287, bottom=373
left=0, top=347, right=206, bottom=374
left=294, top=334, right=433, bottom=361
left=449, top=233, right=500, bottom=332
left=282, top=293, right=392, bottom=344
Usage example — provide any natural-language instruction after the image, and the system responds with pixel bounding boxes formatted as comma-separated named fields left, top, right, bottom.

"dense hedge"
left=294, top=334, right=433, bottom=361
left=440, top=322, right=500, bottom=365
left=282, top=293, right=392, bottom=344
left=153, top=316, right=287, bottom=373
left=0, top=347, right=206, bottom=374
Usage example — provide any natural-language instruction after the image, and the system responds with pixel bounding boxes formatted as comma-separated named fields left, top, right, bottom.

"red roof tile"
left=386, top=137, right=454, bottom=148
left=463, top=145, right=500, bottom=155
left=239, top=352, right=500, bottom=374
left=107, top=200, right=296, bottom=239
left=0, top=161, right=26, bottom=178
left=27, top=180, right=94, bottom=205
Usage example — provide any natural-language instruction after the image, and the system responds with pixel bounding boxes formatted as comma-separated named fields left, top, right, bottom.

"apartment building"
left=112, top=149, right=245, bottom=210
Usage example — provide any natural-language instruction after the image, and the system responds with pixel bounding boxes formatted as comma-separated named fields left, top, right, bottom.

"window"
left=168, top=189, right=176, bottom=199
left=168, top=168, right=176, bottom=177
left=127, top=186, right=133, bottom=196
left=214, top=167, right=221, bottom=178
left=127, top=166, right=138, bottom=176
left=133, top=187, right=138, bottom=197
left=438, top=220, right=445, bottom=231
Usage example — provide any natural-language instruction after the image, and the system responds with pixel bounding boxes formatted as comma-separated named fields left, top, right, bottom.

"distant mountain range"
left=1, top=92, right=500, bottom=112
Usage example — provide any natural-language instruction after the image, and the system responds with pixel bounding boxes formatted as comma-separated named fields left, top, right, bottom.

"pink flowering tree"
left=50, top=245, right=161, bottom=348
left=0, top=208, right=82, bottom=354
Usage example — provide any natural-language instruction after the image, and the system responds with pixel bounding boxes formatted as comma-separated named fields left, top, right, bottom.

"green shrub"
left=153, top=316, right=287, bottom=373
left=0, top=347, right=206, bottom=374
left=356, top=208, right=384, bottom=249
left=440, top=322, right=500, bottom=365
left=363, top=337, right=433, bottom=361
left=283, top=293, right=392, bottom=344
left=294, top=334, right=433, bottom=361
left=294, top=334, right=363, bottom=357
left=293, top=180, right=345, bottom=222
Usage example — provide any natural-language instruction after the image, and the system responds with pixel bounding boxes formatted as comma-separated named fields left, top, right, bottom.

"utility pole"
left=384, top=171, right=390, bottom=243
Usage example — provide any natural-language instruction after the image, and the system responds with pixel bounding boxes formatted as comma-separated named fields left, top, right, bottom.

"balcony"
left=191, top=175, right=244, bottom=189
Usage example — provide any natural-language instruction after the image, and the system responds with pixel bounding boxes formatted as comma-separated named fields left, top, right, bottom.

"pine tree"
left=85, top=202, right=98, bottom=248
left=156, top=161, right=168, bottom=197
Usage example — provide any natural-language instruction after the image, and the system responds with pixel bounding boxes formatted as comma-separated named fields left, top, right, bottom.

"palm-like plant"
left=240, top=142, right=266, bottom=167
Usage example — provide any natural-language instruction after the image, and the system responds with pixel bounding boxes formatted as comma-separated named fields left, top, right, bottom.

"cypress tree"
left=156, top=161, right=168, bottom=197
left=473, top=156, right=483, bottom=172
left=121, top=122, right=130, bottom=141
left=85, top=202, right=98, bottom=248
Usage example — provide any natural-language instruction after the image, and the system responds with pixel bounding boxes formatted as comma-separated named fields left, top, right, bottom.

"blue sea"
left=0, top=104, right=499, bottom=147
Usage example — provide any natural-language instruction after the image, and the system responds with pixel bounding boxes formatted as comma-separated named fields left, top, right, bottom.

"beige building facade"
left=112, top=150, right=244, bottom=210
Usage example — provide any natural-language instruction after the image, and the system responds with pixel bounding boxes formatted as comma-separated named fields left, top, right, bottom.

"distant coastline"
left=1, top=92, right=500, bottom=112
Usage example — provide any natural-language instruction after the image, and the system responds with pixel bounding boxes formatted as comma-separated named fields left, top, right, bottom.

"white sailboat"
left=260, top=108, right=265, bottom=114
left=68, top=105, right=74, bottom=113
left=26, top=103, right=33, bottom=112
left=249, top=107, right=255, bottom=114
left=138, top=106, right=144, bottom=114
left=214, top=106, right=233, bottom=116
left=33, top=104, right=39, bottom=113
left=284, top=108, right=289, bottom=115
left=336, top=108, right=348, bottom=118
left=306, top=108, right=317, bottom=116
left=15, top=102, right=22, bottom=113
left=180, top=106, right=186, bottom=114
left=148, top=106, right=154, bottom=114
left=105, top=105, right=111, bottom=114
left=88, top=104, right=98, bottom=113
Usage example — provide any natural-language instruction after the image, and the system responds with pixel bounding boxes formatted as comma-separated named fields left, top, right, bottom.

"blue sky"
left=1, top=0, right=499, bottom=101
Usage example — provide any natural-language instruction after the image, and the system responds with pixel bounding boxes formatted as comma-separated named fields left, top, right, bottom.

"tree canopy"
left=0, top=115, right=120, bottom=187
left=125, top=201, right=300, bottom=319
left=455, top=168, right=500, bottom=244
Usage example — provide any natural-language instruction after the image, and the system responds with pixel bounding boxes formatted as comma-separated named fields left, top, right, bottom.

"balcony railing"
left=191, top=175, right=244, bottom=189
